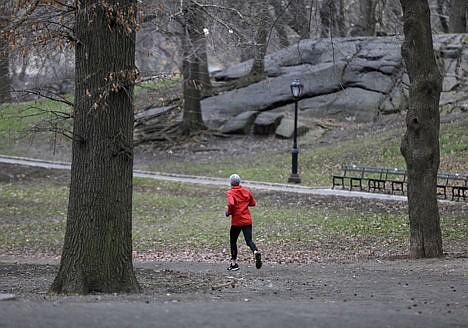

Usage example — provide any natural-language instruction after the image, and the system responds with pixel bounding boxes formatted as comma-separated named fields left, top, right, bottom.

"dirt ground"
left=0, top=257, right=467, bottom=327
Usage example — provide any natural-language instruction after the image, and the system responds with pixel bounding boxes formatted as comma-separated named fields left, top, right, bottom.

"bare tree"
left=399, top=0, right=443, bottom=258
left=436, top=0, right=450, bottom=33
left=448, top=0, right=467, bottom=32
left=50, top=0, right=140, bottom=294
left=357, top=0, right=377, bottom=36
left=180, top=0, right=208, bottom=134
left=320, top=0, right=345, bottom=38
left=0, top=14, right=10, bottom=102
left=249, top=0, right=270, bottom=77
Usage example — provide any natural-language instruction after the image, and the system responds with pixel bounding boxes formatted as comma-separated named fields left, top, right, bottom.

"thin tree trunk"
left=448, top=0, right=467, bottom=33
left=181, top=0, right=207, bottom=134
left=399, top=0, right=443, bottom=258
left=50, top=0, right=140, bottom=294
left=359, top=0, right=377, bottom=36
left=0, top=15, right=10, bottom=103
left=320, top=0, right=344, bottom=38
left=437, top=0, right=449, bottom=33
left=270, top=1, right=290, bottom=48
left=249, top=0, right=269, bottom=77
left=289, top=0, right=309, bottom=39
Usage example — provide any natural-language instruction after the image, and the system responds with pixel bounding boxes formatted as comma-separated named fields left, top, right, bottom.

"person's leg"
left=242, top=225, right=262, bottom=269
left=230, top=225, right=242, bottom=264
left=241, top=225, right=257, bottom=252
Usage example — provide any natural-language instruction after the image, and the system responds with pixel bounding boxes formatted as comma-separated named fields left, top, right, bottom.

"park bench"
left=445, top=173, right=468, bottom=201
left=437, top=172, right=451, bottom=199
left=437, top=172, right=468, bottom=200
left=332, top=164, right=399, bottom=192
left=332, top=164, right=365, bottom=190
left=332, top=165, right=466, bottom=201
left=384, top=167, right=407, bottom=195
left=332, top=164, right=468, bottom=200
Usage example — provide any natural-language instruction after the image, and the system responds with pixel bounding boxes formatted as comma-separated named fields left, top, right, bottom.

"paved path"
left=1, top=260, right=466, bottom=328
left=0, top=155, right=408, bottom=202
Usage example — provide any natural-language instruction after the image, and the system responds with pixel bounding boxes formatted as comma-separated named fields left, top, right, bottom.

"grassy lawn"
left=140, top=118, right=468, bottom=187
left=0, top=177, right=466, bottom=261
left=0, top=97, right=466, bottom=261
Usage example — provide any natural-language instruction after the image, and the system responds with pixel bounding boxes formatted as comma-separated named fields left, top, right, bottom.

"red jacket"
left=226, top=185, right=256, bottom=226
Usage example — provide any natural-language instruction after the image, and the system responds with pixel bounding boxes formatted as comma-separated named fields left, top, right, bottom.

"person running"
left=225, top=174, right=262, bottom=271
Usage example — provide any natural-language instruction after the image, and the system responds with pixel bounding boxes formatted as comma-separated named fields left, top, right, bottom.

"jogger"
left=225, top=174, right=262, bottom=271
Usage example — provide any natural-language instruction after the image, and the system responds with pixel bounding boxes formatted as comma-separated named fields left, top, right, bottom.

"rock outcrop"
left=135, top=34, right=467, bottom=141
left=204, top=34, right=467, bottom=134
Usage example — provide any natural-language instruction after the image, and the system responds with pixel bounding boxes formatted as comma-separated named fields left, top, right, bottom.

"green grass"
left=0, top=95, right=466, bottom=259
left=143, top=118, right=467, bottom=187
left=0, top=99, right=72, bottom=154
left=1, top=178, right=466, bottom=259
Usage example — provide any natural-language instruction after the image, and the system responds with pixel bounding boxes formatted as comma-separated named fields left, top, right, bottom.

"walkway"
left=0, top=154, right=408, bottom=202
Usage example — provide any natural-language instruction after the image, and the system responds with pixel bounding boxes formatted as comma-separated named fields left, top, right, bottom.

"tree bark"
left=249, top=0, right=269, bottom=77
left=288, top=0, right=309, bottom=39
left=270, top=0, right=290, bottom=48
left=181, top=0, right=207, bottom=134
left=50, top=0, right=140, bottom=294
left=448, top=0, right=467, bottom=33
left=359, top=0, right=377, bottom=36
left=0, top=15, right=11, bottom=103
left=399, top=0, right=443, bottom=258
left=320, top=0, right=345, bottom=38
left=437, top=0, right=449, bottom=33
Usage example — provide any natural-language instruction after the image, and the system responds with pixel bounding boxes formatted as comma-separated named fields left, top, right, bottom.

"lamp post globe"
left=288, top=79, right=303, bottom=184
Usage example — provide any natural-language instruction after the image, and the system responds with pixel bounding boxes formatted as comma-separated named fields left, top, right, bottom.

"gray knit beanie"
left=230, top=174, right=241, bottom=186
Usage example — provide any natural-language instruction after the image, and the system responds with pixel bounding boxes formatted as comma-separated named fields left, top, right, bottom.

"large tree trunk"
left=50, top=0, right=140, bottom=294
left=181, top=0, right=207, bottom=134
left=0, top=15, right=10, bottom=103
left=448, top=0, right=467, bottom=33
left=399, top=0, right=443, bottom=258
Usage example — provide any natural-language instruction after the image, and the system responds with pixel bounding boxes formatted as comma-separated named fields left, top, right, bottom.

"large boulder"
left=206, top=34, right=467, bottom=127
left=134, top=34, right=467, bottom=141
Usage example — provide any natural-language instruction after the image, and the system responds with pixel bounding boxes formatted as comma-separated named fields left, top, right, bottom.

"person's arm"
left=249, top=192, right=256, bottom=207
left=226, top=191, right=235, bottom=215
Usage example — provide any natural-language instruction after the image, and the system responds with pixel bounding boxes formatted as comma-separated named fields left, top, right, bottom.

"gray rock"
left=135, top=34, right=468, bottom=142
left=0, top=294, right=15, bottom=301
left=253, top=112, right=284, bottom=135
left=202, top=62, right=345, bottom=128
left=220, top=111, right=258, bottom=134
left=207, top=34, right=467, bottom=129
left=135, top=105, right=177, bottom=126
left=275, top=118, right=310, bottom=139
left=289, top=87, right=385, bottom=122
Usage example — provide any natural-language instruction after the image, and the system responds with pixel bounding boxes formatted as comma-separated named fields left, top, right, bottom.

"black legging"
left=230, top=225, right=257, bottom=260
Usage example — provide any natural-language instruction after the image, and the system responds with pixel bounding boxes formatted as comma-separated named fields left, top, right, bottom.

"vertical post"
left=288, top=97, right=301, bottom=183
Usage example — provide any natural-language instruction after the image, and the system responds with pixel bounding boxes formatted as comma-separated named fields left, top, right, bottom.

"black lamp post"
left=288, top=79, right=303, bottom=184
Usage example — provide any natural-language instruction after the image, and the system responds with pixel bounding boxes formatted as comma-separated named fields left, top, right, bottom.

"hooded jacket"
left=226, top=185, right=256, bottom=226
